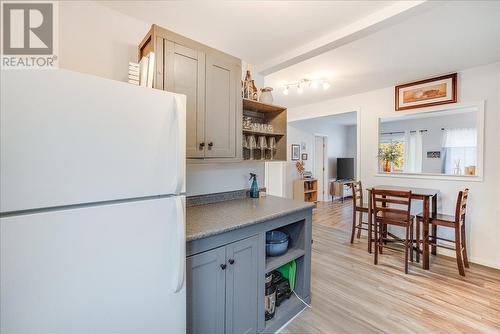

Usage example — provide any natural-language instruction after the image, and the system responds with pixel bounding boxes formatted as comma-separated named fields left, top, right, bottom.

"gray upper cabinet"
left=164, top=41, right=206, bottom=158
left=139, top=25, right=242, bottom=161
left=205, top=53, right=239, bottom=158
left=187, top=235, right=259, bottom=334
left=187, top=246, right=226, bottom=334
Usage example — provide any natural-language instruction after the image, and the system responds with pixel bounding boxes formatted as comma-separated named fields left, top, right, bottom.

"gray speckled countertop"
left=186, top=195, right=314, bottom=242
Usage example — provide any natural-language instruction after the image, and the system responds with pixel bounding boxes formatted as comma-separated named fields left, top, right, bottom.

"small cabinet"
left=139, top=24, right=242, bottom=160
left=187, top=235, right=259, bottom=334
left=187, top=246, right=226, bottom=334
left=205, top=53, right=239, bottom=158
left=164, top=41, right=206, bottom=158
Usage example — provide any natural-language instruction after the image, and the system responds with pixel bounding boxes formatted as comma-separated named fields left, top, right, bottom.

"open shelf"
left=243, top=129, right=285, bottom=137
left=263, top=294, right=306, bottom=333
left=243, top=98, right=286, bottom=113
left=265, top=247, right=305, bottom=273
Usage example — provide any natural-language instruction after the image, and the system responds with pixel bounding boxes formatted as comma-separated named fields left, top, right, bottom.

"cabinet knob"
left=208, top=142, right=214, bottom=149
left=199, top=142, right=205, bottom=149
left=228, top=259, right=235, bottom=265
left=220, top=264, right=227, bottom=270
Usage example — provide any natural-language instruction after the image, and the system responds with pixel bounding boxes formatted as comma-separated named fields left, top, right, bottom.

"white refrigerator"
left=0, top=70, right=187, bottom=334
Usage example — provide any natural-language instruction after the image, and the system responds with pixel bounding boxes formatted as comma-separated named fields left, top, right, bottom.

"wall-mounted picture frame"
left=301, top=153, right=308, bottom=160
left=291, top=144, right=300, bottom=161
left=395, top=73, right=457, bottom=111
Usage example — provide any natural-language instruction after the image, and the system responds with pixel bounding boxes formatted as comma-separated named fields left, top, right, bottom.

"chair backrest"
left=350, top=181, right=363, bottom=208
left=454, top=188, right=470, bottom=224
left=371, top=189, right=412, bottom=225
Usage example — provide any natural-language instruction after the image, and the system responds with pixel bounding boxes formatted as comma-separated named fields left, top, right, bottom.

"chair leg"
left=356, top=211, right=362, bottom=239
left=404, top=224, right=409, bottom=274
left=455, top=225, right=465, bottom=276
left=377, top=223, right=386, bottom=254
left=415, top=218, right=420, bottom=263
left=350, top=210, right=356, bottom=244
left=431, top=225, right=437, bottom=255
left=409, top=221, right=414, bottom=263
left=374, top=221, right=379, bottom=265
left=461, top=222, right=470, bottom=268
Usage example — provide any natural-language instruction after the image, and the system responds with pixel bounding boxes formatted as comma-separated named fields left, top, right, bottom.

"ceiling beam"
left=256, top=1, right=433, bottom=76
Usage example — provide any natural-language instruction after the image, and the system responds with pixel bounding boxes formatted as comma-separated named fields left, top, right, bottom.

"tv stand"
left=330, top=179, right=354, bottom=202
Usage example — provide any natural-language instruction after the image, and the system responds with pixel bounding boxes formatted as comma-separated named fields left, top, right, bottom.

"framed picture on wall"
left=301, top=153, right=308, bottom=160
left=395, top=73, right=457, bottom=111
left=291, top=144, right=300, bottom=160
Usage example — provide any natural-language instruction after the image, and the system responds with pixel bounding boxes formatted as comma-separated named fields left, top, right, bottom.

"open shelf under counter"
left=265, top=247, right=305, bottom=273
left=263, top=294, right=307, bottom=333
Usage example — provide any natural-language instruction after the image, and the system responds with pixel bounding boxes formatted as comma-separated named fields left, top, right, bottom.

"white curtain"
left=441, top=128, right=477, bottom=174
left=404, top=131, right=423, bottom=173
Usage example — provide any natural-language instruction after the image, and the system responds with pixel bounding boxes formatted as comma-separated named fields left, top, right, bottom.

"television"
left=337, top=158, right=354, bottom=180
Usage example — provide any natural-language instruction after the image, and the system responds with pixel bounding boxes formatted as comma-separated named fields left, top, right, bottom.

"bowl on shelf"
left=266, top=230, right=289, bottom=256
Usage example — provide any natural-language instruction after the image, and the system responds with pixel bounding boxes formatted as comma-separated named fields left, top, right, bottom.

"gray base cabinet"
left=187, top=207, right=312, bottom=334
left=187, top=247, right=226, bottom=334
left=187, top=235, right=259, bottom=334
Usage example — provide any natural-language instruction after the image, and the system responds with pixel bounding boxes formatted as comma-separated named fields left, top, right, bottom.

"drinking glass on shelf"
left=258, top=136, right=267, bottom=160
left=248, top=135, right=257, bottom=160
left=268, top=137, right=276, bottom=160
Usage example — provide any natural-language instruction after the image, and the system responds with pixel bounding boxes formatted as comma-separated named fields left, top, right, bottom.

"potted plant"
left=378, top=143, right=402, bottom=173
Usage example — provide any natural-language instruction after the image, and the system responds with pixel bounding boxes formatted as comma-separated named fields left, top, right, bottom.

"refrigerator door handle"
left=172, top=197, right=185, bottom=293
left=173, top=95, right=186, bottom=195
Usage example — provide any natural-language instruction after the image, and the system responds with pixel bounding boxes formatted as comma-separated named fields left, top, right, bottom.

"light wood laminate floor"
left=281, top=200, right=500, bottom=333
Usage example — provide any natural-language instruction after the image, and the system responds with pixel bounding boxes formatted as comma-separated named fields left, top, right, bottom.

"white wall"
left=287, top=62, right=500, bottom=269
left=59, top=1, right=264, bottom=196
left=286, top=117, right=357, bottom=200
left=59, top=1, right=150, bottom=82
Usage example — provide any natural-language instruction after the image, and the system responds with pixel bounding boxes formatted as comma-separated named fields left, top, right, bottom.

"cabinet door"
left=225, top=235, right=259, bottom=334
left=205, top=53, right=239, bottom=158
left=165, top=41, right=206, bottom=158
left=187, top=247, right=226, bottom=334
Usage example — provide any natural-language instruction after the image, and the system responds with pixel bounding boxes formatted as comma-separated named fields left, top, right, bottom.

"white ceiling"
left=102, top=1, right=500, bottom=108
left=101, top=0, right=397, bottom=66
left=266, top=1, right=500, bottom=107
left=290, top=111, right=357, bottom=126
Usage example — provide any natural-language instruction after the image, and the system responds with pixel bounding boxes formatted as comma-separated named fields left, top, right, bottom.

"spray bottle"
left=249, top=173, right=259, bottom=198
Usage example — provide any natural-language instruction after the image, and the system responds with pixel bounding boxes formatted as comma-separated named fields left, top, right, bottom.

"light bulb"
left=322, top=81, right=330, bottom=90
left=283, top=86, right=289, bottom=95
left=310, top=80, right=318, bottom=89
left=297, top=84, right=303, bottom=94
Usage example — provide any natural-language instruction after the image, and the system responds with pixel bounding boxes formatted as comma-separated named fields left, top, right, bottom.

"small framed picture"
left=291, top=144, right=300, bottom=161
left=301, top=153, right=308, bottom=160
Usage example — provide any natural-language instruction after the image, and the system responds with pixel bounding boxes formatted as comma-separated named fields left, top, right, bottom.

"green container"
left=277, top=260, right=296, bottom=290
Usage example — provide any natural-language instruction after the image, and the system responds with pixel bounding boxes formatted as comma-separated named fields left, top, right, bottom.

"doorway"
left=314, top=135, right=328, bottom=202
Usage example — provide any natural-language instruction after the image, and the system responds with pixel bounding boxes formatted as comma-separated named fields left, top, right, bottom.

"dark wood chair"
left=416, top=189, right=470, bottom=276
left=372, top=189, right=414, bottom=274
left=349, top=181, right=369, bottom=244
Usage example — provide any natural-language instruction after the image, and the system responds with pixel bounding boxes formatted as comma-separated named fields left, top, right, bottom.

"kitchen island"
left=186, top=195, right=313, bottom=334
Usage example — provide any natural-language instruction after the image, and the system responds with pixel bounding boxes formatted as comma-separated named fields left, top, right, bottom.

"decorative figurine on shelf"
left=249, top=173, right=260, bottom=198
left=243, top=64, right=259, bottom=101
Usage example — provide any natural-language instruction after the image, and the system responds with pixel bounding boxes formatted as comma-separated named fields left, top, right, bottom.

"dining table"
left=366, top=185, right=439, bottom=270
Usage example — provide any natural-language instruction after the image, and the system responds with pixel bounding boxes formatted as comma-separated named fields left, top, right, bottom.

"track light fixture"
left=281, top=78, right=330, bottom=95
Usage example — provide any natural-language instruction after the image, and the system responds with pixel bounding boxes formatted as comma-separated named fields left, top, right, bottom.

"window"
left=441, top=128, right=477, bottom=175
left=379, top=133, right=405, bottom=172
